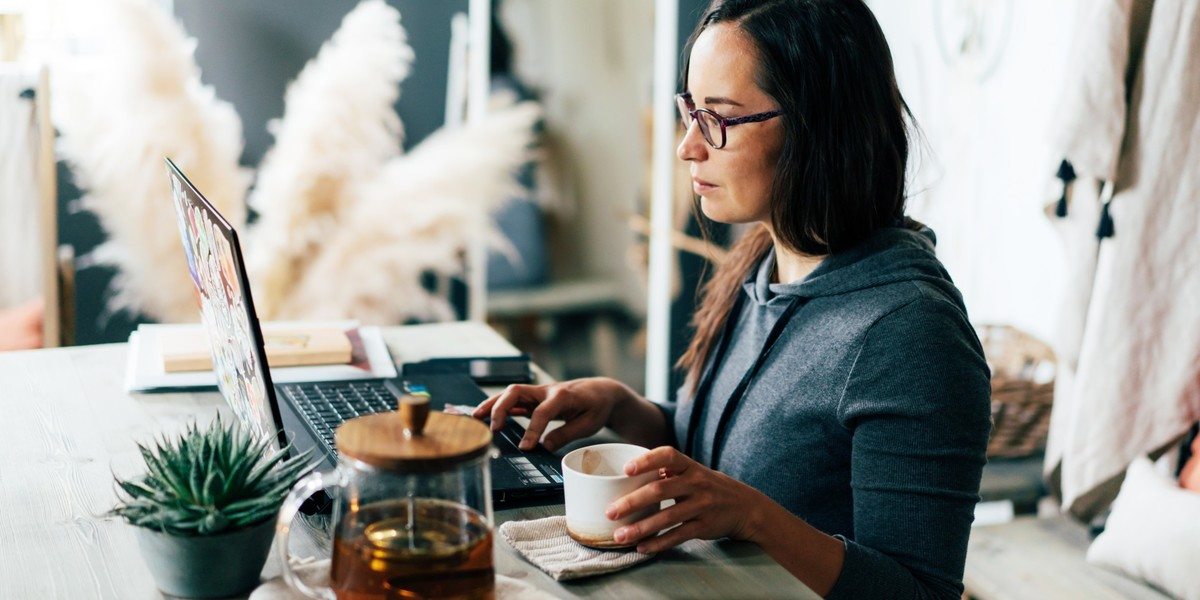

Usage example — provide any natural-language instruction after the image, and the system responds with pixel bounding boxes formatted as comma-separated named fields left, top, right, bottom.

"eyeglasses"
left=676, top=92, right=784, bottom=149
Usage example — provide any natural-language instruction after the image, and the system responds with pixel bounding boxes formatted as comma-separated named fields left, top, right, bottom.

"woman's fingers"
left=611, top=499, right=699, bottom=545
left=471, top=394, right=498, bottom=418
left=474, top=398, right=529, bottom=418
left=636, top=520, right=705, bottom=554
left=519, top=388, right=568, bottom=450
left=538, top=416, right=599, bottom=453
left=606, top=476, right=690, bottom=520
left=484, top=384, right=546, bottom=431
left=624, top=446, right=693, bottom=477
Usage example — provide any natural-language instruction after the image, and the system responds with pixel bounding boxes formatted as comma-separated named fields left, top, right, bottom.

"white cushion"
left=1086, top=456, right=1200, bottom=600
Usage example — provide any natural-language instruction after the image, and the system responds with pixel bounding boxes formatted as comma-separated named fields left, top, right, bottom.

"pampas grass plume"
left=55, top=0, right=541, bottom=328
left=274, top=98, right=541, bottom=323
left=55, top=0, right=248, bottom=323
left=247, top=0, right=415, bottom=318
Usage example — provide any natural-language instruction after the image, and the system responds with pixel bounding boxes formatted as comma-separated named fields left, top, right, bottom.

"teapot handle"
left=276, top=469, right=344, bottom=600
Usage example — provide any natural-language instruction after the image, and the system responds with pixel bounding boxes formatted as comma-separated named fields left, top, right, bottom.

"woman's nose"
left=676, top=120, right=708, bottom=162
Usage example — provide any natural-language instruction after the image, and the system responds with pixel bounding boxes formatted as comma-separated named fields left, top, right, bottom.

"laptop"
left=164, top=158, right=563, bottom=507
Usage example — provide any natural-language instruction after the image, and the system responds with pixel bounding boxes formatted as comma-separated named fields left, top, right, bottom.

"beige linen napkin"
left=498, top=516, right=654, bottom=581
left=250, top=557, right=559, bottom=600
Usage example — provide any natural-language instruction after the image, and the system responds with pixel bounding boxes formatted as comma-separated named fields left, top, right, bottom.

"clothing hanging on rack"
left=1044, top=0, right=1200, bottom=521
left=0, top=65, right=44, bottom=309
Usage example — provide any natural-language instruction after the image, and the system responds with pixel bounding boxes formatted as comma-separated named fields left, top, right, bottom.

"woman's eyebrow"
left=703, top=96, right=744, bottom=107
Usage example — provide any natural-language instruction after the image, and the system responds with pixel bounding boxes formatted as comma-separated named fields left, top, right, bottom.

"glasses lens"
left=696, top=110, right=722, bottom=148
left=676, top=96, right=692, bottom=128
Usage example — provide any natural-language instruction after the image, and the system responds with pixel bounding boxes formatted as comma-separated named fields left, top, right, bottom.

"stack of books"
left=124, top=320, right=397, bottom=392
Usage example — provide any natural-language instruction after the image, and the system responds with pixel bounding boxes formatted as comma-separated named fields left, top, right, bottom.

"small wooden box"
left=159, top=328, right=353, bottom=372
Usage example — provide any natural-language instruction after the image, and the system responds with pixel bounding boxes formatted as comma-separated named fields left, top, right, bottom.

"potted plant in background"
left=111, top=416, right=313, bottom=598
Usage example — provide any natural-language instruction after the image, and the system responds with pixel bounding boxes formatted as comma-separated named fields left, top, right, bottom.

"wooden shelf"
left=487, top=278, right=625, bottom=318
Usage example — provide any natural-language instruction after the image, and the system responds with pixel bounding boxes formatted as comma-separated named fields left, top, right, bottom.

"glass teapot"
left=276, top=395, right=495, bottom=600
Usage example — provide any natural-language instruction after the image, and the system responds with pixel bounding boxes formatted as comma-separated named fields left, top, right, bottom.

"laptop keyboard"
left=507, top=455, right=561, bottom=485
left=281, top=380, right=396, bottom=450
left=280, top=378, right=563, bottom=489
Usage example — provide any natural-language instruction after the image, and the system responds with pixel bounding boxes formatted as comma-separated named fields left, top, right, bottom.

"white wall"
left=869, top=0, right=1080, bottom=344
left=500, top=0, right=655, bottom=314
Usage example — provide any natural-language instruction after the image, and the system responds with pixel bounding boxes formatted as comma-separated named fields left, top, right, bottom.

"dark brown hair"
left=677, top=0, right=919, bottom=388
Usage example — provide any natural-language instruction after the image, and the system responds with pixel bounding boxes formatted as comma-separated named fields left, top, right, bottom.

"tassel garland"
left=1097, top=200, right=1115, bottom=239
left=1055, top=159, right=1076, bottom=218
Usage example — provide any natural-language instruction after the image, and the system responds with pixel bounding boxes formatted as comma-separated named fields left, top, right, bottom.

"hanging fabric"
left=1044, top=0, right=1200, bottom=521
left=0, top=65, right=44, bottom=309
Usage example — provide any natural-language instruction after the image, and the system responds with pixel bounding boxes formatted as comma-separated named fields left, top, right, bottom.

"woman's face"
left=678, top=23, right=785, bottom=225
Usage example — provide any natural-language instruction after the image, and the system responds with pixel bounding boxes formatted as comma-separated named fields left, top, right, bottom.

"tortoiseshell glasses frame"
left=676, top=91, right=784, bottom=149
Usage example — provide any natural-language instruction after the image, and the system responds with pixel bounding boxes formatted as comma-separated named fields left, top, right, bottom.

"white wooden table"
left=0, top=322, right=816, bottom=599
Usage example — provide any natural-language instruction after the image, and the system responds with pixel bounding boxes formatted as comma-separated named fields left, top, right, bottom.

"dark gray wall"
left=678, top=0, right=709, bottom=61
left=174, top=0, right=467, bottom=165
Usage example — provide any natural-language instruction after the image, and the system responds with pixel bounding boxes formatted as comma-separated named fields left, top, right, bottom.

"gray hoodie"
left=663, top=226, right=991, bottom=600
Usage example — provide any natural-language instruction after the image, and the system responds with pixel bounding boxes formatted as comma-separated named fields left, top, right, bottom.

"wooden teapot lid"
left=334, top=395, right=492, bottom=472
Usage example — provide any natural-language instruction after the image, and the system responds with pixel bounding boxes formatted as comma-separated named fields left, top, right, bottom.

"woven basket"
left=976, top=324, right=1057, bottom=458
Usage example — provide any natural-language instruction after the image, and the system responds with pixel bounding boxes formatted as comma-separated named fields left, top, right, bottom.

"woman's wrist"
left=745, top=493, right=846, bottom=597
left=742, top=487, right=783, bottom=546
left=608, top=378, right=642, bottom=417
left=604, top=379, right=672, bottom=447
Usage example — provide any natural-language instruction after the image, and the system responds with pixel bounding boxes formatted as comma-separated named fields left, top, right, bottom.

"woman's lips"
left=692, top=178, right=717, bottom=193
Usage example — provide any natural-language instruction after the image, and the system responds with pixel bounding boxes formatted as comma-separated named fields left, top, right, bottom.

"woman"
left=474, top=1, right=991, bottom=597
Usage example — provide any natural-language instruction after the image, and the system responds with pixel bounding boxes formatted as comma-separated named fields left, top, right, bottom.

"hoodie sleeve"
left=828, top=296, right=992, bottom=600
left=652, top=400, right=681, bottom=448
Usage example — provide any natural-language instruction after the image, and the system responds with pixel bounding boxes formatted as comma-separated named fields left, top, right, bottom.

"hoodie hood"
left=744, top=226, right=958, bottom=306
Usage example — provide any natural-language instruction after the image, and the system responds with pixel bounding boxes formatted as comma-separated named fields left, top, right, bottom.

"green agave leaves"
left=111, top=415, right=314, bottom=537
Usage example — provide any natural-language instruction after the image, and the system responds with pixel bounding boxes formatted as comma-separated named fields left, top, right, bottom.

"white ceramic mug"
left=561, top=443, right=657, bottom=549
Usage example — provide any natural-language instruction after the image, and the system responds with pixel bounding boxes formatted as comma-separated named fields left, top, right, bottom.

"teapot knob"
left=398, top=394, right=431, bottom=437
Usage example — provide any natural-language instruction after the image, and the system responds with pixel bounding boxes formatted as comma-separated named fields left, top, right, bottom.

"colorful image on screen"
left=168, top=171, right=275, bottom=442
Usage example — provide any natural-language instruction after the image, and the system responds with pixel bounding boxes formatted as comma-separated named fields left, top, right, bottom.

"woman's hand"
left=471, top=377, right=633, bottom=452
left=605, top=446, right=771, bottom=554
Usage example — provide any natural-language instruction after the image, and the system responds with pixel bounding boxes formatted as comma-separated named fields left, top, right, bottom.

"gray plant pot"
left=134, top=518, right=275, bottom=598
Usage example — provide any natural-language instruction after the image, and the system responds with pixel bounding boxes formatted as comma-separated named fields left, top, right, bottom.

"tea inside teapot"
left=332, top=498, right=493, bottom=600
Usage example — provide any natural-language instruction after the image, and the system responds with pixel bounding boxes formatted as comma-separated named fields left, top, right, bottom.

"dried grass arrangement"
left=54, top=0, right=539, bottom=325
left=54, top=0, right=249, bottom=322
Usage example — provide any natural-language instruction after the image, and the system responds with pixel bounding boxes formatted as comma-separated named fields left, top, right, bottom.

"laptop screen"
left=166, top=159, right=285, bottom=449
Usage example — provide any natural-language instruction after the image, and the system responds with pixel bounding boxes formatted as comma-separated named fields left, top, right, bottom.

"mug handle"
left=276, top=469, right=344, bottom=600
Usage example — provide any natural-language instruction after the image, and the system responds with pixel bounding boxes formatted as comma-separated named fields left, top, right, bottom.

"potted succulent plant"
left=111, top=416, right=313, bottom=598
